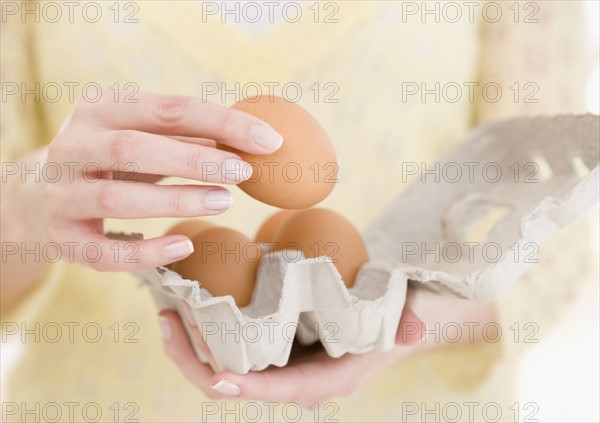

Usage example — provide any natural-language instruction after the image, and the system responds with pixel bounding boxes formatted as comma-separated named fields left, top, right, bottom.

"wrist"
left=4, top=147, right=51, bottom=242
left=1, top=147, right=52, bottom=309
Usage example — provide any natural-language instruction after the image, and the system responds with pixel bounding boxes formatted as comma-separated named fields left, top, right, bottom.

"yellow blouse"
left=1, top=1, right=594, bottom=422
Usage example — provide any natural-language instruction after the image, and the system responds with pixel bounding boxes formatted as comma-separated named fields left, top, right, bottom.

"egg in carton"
left=128, top=114, right=599, bottom=374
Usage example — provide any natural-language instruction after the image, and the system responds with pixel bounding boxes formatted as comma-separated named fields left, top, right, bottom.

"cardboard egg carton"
left=363, top=114, right=599, bottom=302
left=134, top=253, right=406, bottom=374
left=130, top=114, right=599, bottom=374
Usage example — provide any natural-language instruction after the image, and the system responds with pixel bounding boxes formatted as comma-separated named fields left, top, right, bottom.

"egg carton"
left=133, top=253, right=406, bottom=374
left=363, top=114, right=599, bottom=302
left=129, top=114, right=599, bottom=374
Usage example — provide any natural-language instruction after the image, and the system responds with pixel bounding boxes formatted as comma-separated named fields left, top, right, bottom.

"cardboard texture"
left=130, top=114, right=600, bottom=374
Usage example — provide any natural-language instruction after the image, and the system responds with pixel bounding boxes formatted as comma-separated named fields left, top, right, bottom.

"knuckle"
left=106, top=131, right=137, bottom=164
left=95, top=184, right=119, bottom=216
left=169, top=190, right=189, bottom=214
left=151, top=95, right=187, bottom=128
left=184, top=149, right=207, bottom=176
left=44, top=183, right=64, bottom=216
left=216, top=108, right=236, bottom=136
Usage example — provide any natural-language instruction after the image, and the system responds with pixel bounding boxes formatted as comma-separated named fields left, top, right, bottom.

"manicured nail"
left=251, top=124, right=283, bottom=152
left=164, top=239, right=194, bottom=260
left=210, top=380, right=240, bottom=396
left=204, top=189, right=233, bottom=211
left=158, top=315, right=172, bottom=341
left=222, top=158, right=253, bottom=183
left=180, top=301, right=197, bottom=327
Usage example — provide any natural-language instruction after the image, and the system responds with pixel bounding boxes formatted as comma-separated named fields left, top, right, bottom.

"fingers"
left=112, top=172, right=163, bottom=183
left=178, top=302, right=221, bottom=372
left=211, top=361, right=315, bottom=405
left=76, top=92, right=283, bottom=154
left=47, top=220, right=197, bottom=270
left=44, top=92, right=284, bottom=274
left=92, top=130, right=253, bottom=184
left=55, top=180, right=233, bottom=219
left=162, top=302, right=349, bottom=405
left=158, top=310, right=217, bottom=394
left=396, top=306, right=426, bottom=345
left=168, top=135, right=217, bottom=148
left=158, top=306, right=413, bottom=407
left=209, top=351, right=372, bottom=407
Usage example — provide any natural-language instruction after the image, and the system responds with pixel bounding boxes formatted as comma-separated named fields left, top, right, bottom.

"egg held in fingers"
left=220, top=95, right=338, bottom=209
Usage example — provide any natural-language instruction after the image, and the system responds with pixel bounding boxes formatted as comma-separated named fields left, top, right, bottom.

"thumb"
left=395, top=306, right=425, bottom=345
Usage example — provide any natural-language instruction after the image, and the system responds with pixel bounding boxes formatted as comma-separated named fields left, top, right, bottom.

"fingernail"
left=204, top=189, right=233, bottom=211
left=251, top=124, right=283, bottom=152
left=180, top=301, right=197, bottom=327
left=222, top=158, right=253, bottom=183
left=210, top=380, right=240, bottom=396
left=158, top=315, right=172, bottom=341
left=164, top=239, right=194, bottom=260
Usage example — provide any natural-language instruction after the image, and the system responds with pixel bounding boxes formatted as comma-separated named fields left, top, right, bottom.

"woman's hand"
left=158, top=302, right=425, bottom=408
left=44, top=91, right=282, bottom=271
left=1, top=91, right=282, bottom=309
left=158, top=287, right=495, bottom=407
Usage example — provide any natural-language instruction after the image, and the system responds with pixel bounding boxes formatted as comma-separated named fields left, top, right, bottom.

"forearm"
left=1, top=146, right=51, bottom=312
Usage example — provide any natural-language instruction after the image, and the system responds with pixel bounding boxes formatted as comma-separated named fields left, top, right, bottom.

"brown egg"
left=274, top=208, right=369, bottom=287
left=255, top=210, right=298, bottom=244
left=220, top=95, right=338, bottom=209
left=176, top=227, right=261, bottom=307
left=164, top=219, right=214, bottom=270
left=164, top=219, right=214, bottom=238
